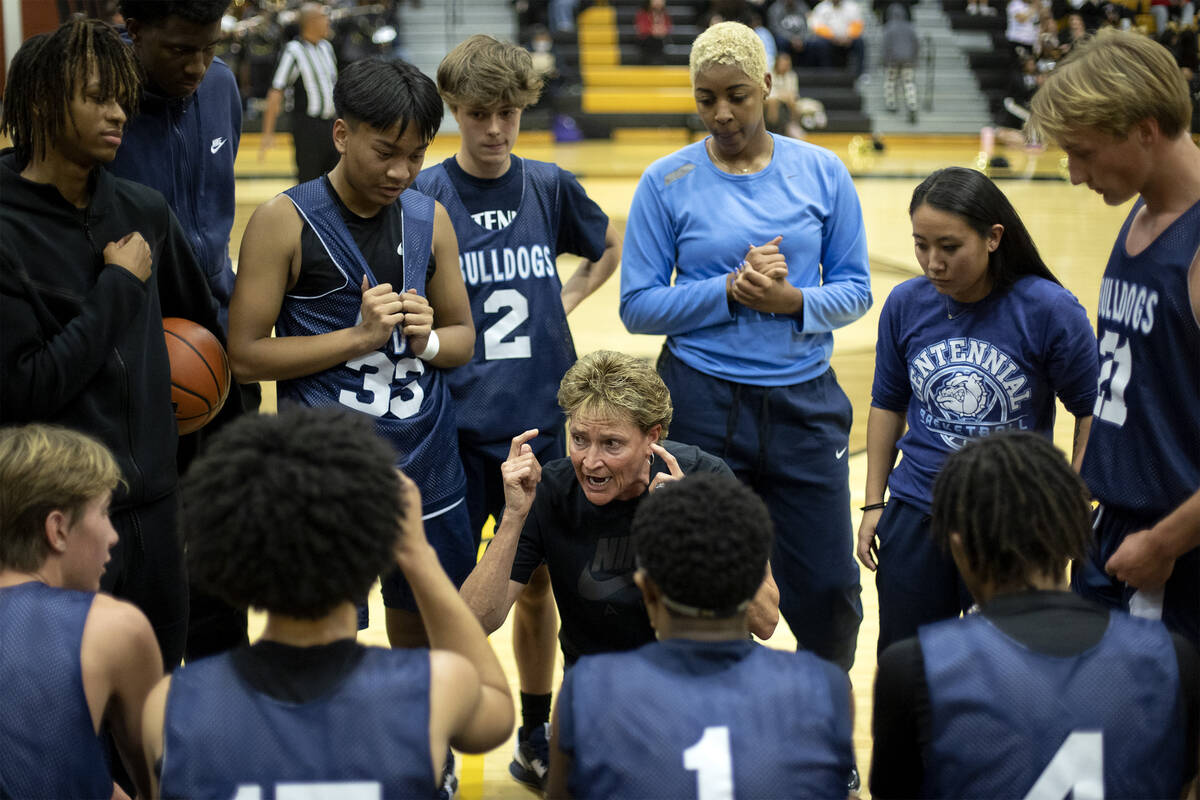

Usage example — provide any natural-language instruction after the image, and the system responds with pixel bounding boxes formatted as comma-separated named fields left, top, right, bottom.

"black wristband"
left=860, top=502, right=887, bottom=512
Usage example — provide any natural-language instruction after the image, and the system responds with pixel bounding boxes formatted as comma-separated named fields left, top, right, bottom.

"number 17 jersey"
left=1082, top=197, right=1200, bottom=517
left=415, top=157, right=604, bottom=460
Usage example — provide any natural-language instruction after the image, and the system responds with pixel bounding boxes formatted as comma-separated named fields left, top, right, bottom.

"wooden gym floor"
left=237, top=131, right=1133, bottom=798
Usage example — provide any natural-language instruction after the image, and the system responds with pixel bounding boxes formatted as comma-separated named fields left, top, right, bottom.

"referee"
left=259, top=2, right=339, bottom=181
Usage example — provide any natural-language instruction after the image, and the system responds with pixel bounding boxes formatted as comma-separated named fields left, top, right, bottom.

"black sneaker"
left=509, top=723, right=550, bottom=792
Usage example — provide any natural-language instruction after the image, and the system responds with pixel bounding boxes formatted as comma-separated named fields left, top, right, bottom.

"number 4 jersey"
left=414, top=157, right=608, bottom=460
left=1082, top=197, right=1200, bottom=518
left=275, top=177, right=465, bottom=513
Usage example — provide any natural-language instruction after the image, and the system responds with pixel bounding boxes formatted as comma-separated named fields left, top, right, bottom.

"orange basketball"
left=163, top=317, right=231, bottom=435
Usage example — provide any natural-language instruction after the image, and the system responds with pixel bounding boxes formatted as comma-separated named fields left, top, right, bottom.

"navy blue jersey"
left=414, top=157, right=605, bottom=460
left=0, top=583, right=110, bottom=798
left=873, top=275, right=1097, bottom=511
left=558, top=638, right=854, bottom=799
left=919, top=611, right=1185, bottom=798
left=1082, top=197, right=1200, bottom=517
left=159, top=647, right=434, bottom=798
left=277, top=179, right=464, bottom=512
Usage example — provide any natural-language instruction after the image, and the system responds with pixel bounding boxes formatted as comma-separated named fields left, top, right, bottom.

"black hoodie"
left=0, top=148, right=224, bottom=510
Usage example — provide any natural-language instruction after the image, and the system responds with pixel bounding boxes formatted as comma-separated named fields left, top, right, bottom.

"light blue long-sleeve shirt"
left=619, top=134, right=871, bottom=386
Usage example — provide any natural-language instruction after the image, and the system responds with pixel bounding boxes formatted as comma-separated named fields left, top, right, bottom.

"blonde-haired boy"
left=0, top=424, right=162, bottom=798
left=1029, top=28, right=1200, bottom=647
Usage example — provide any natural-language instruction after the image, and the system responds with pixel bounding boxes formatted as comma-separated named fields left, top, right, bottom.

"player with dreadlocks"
left=1, top=17, right=228, bottom=670
left=870, top=431, right=1198, bottom=798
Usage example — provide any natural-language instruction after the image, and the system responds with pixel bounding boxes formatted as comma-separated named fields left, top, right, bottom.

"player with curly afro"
left=139, top=408, right=513, bottom=796
left=547, top=472, right=855, bottom=799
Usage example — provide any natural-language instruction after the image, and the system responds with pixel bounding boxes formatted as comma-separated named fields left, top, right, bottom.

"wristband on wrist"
left=416, top=330, right=440, bottom=361
left=860, top=501, right=887, bottom=512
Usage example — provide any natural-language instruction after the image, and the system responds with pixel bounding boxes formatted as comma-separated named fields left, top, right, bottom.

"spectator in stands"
left=1151, top=0, right=1196, bottom=34
left=882, top=3, right=920, bottom=123
left=1098, top=0, right=1135, bottom=29
left=1005, top=0, right=1039, bottom=62
left=698, top=0, right=749, bottom=27
left=529, top=24, right=565, bottom=112
left=750, top=10, right=779, bottom=65
left=768, top=0, right=813, bottom=65
left=550, top=0, right=580, bottom=32
left=513, top=0, right=550, bottom=36
left=968, top=0, right=998, bottom=15
left=766, top=51, right=806, bottom=137
left=635, top=0, right=673, bottom=65
left=979, top=52, right=1043, bottom=167
left=809, top=0, right=867, bottom=77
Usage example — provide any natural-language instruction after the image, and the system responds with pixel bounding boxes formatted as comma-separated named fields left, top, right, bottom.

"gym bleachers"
left=557, top=0, right=871, bottom=134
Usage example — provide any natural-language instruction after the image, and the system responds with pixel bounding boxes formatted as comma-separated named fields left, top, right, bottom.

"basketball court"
left=237, top=130, right=1131, bottom=798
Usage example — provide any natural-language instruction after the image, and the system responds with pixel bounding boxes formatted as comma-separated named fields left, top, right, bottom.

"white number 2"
left=233, top=782, right=381, bottom=800
left=337, top=352, right=424, bottom=419
left=482, top=289, right=531, bottom=361
left=1023, top=731, right=1104, bottom=800
left=1094, top=331, right=1131, bottom=426
left=683, top=726, right=734, bottom=800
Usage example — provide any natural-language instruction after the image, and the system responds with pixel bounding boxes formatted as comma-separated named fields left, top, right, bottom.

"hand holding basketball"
left=104, top=232, right=152, bottom=282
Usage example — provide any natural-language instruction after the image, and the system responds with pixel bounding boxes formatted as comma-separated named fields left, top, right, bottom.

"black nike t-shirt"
left=511, top=440, right=732, bottom=665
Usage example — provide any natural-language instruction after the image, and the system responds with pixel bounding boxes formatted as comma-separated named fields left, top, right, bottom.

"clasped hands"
left=357, top=276, right=435, bottom=355
left=726, top=235, right=804, bottom=316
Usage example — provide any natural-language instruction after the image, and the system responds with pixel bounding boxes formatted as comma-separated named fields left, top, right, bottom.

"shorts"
left=380, top=499, right=475, bottom=611
left=1072, top=502, right=1200, bottom=646
left=874, top=497, right=973, bottom=655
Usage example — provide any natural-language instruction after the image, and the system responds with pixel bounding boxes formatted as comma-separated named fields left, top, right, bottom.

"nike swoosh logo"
left=835, top=447, right=847, bottom=459
left=577, top=569, right=635, bottom=602
left=396, top=243, right=403, bottom=256
left=210, top=137, right=227, bottom=154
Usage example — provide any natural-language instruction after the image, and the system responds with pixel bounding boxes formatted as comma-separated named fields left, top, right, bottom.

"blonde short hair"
left=1027, top=28, right=1192, bottom=143
left=689, top=21, right=769, bottom=92
left=557, top=351, right=673, bottom=437
left=437, top=34, right=543, bottom=111
left=0, top=424, right=122, bottom=572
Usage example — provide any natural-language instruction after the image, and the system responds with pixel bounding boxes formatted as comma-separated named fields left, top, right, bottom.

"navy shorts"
left=460, top=429, right=565, bottom=549
left=657, top=346, right=862, bottom=670
left=874, top=497, right=973, bottom=655
left=380, top=500, right=475, bottom=611
left=1072, top=503, right=1199, bottom=647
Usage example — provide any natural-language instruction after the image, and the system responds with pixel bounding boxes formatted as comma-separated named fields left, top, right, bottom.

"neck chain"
left=945, top=295, right=973, bottom=320
left=707, top=137, right=773, bottom=174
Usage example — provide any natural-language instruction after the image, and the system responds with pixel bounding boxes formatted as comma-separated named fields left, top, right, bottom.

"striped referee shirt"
left=271, top=38, right=337, bottom=120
